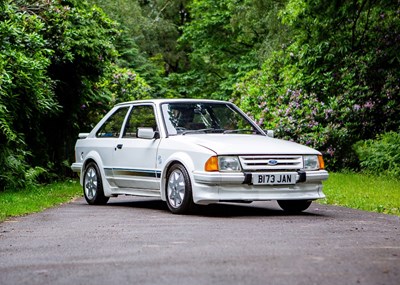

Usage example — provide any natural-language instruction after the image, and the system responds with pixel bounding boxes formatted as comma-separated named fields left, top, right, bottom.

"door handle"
left=116, top=144, right=123, bottom=150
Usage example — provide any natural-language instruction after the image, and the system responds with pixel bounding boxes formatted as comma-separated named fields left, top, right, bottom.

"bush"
left=233, top=65, right=359, bottom=170
left=0, top=0, right=151, bottom=190
left=233, top=0, right=400, bottom=171
left=353, top=132, right=400, bottom=177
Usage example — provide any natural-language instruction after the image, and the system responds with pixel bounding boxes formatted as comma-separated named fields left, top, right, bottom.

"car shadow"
left=104, top=197, right=326, bottom=218
left=194, top=203, right=320, bottom=218
left=107, top=198, right=169, bottom=212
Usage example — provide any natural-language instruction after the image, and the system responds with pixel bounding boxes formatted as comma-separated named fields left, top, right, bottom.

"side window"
left=123, top=105, right=157, bottom=138
left=96, top=107, right=129, bottom=138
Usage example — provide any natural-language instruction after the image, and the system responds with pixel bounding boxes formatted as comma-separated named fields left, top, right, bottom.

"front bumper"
left=191, top=170, right=328, bottom=205
left=193, top=169, right=329, bottom=185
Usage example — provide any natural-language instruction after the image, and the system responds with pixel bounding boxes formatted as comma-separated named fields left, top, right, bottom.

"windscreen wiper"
left=182, top=128, right=225, bottom=135
left=223, top=129, right=255, bottom=134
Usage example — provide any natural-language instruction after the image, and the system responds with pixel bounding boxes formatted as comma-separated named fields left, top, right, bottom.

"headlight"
left=303, top=155, right=319, bottom=170
left=204, top=156, right=242, bottom=172
left=219, top=156, right=242, bottom=171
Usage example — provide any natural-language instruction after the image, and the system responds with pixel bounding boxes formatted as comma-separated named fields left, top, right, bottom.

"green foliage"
left=2, top=0, right=400, bottom=190
left=36, top=0, right=156, bottom=172
left=98, top=66, right=152, bottom=104
left=0, top=1, right=59, bottom=190
left=354, top=132, right=400, bottom=177
left=88, top=0, right=187, bottom=97
left=0, top=143, right=29, bottom=191
left=135, top=0, right=192, bottom=97
left=0, top=0, right=152, bottom=190
left=233, top=0, right=400, bottom=169
left=0, top=2, right=58, bottom=135
left=173, top=0, right=287, bottom=99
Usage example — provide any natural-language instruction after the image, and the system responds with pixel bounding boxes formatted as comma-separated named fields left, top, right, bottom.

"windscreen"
left=161, top=102, right=262, bottom=135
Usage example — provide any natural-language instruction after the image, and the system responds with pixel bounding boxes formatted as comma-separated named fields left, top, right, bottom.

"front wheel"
left=83, top=162, right=109, bottom=205
left=166, top=164, right=194, bottom=214
left=277, top=200, right=312, bottom=213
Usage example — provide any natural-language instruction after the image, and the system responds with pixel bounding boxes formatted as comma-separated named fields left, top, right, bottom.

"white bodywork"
left=72, top=99, right=328, bottom=205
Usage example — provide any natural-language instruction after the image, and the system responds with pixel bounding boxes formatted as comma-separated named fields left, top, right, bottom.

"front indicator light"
left=318, top=155, right=325, bottom=169
left=205, top=156, right=219, bottom=172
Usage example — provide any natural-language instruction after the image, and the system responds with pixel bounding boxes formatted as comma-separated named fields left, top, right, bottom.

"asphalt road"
left=0, top=196, right=399, bottom=285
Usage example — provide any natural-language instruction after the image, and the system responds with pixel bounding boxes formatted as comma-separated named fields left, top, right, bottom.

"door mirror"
left=78, top=133, right=90, bottom=139
left=137, top=127, right=156, bottom=139
left=264, top=130, right=274, bottom=138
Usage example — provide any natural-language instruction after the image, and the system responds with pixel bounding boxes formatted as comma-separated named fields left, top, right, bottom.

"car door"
left=93, top=106, right=131, bottom=185
left=112, top=104, right=161, bottom=193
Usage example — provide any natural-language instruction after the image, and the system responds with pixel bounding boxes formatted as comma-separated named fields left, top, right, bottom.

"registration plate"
left=252, top=173, right=296, bottom=185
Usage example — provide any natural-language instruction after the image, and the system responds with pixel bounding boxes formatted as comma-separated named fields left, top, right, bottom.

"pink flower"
left=364, top=101, right=374, bottom=109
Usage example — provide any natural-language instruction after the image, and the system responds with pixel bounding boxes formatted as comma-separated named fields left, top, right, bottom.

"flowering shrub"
left=96, top=66, right=151, bottom=105
left=235, top=82, right=353, bottom=169
left=235, top=66, right=398, bottom=169
left=233, top=0, right=400, bottom=170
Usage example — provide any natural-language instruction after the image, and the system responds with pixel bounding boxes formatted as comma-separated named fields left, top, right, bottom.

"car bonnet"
left=169, top=134, right=321, bottom=155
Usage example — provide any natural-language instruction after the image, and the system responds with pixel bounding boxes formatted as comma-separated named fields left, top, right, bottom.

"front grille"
left=239, top=155, right=303, bottom=171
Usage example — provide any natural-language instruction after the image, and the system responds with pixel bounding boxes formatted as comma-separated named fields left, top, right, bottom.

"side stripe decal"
left=105, top=168, right=161, bottom=178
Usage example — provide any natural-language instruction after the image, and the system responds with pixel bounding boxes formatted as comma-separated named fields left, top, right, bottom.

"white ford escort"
left=71, top=99, right=328, bottom=214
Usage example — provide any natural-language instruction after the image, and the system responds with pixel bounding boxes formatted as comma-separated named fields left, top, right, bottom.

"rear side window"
left=96, top=107, right=129, bottom=138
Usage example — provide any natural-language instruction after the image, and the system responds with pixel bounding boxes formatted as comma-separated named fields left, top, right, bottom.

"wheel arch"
left=160, top=152, right=196, bottom=202
left=81, top=151, right=113, bottom=197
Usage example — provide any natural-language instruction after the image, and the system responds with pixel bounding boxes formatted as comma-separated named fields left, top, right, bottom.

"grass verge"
left=0, top=180, right=82, bottom=222
left=1, top=173, right=399, bottom=222
left=320, top=172, right=400, bottom=216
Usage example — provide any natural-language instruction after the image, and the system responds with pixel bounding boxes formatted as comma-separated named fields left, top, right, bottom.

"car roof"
left=115, top=98, right=232, bottom=107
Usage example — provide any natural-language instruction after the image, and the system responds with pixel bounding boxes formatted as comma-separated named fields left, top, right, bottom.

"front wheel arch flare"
left=165, top=163, right=195, bottom=214
left=160, top=155, right=196, bottom=201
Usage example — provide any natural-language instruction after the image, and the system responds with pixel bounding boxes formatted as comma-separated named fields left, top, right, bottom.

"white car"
left=71, top=99, right=328, bottom=214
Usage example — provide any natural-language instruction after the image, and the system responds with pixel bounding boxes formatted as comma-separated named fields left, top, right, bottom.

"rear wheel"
left=166, top=164, right=194, bottom=214
left=277, top=200, right=312, bottom=213
left=83, top=162, right=109, bottom=205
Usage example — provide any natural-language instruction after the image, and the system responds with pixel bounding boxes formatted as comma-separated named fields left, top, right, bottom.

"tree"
left=0, top=0, right=151, bottom=190
left=171, top=0, right=288, bottom=99
left=88, top=0, right=190, bottom=97
left=234, top=0, right=400, bottom=169
left=0, top=1, right=59, bottom=189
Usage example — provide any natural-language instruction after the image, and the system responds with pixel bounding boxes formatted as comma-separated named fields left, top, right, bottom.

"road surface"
left=1, top=197, right=399, bottom=285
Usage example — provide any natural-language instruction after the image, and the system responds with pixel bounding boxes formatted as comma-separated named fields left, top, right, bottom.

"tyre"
left=83, top=162, right=109, bottom=205
left=166, top=164, right=194, bottom=214
left=277, top=200, right=312, bottom=213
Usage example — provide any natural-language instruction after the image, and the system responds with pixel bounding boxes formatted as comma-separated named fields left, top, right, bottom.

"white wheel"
left=166, top=164, right=194, bottom=214
left=83, top=162, right=109, bottom=205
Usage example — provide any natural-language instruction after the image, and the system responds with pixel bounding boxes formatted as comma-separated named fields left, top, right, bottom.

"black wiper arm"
left=223, top=129, right=255, bottom=134
left=182, top=128, right=225, bottom=135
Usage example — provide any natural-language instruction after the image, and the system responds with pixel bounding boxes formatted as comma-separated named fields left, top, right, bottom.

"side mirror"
left=264, top=130, right=274, bottom=138
left=137, top=127, right=157, bottom=139
left=78, top=133, right=90, bottom=139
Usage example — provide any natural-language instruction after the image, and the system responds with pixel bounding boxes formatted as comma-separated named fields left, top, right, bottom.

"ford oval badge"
left=268, top=159, right=278, bottom=166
